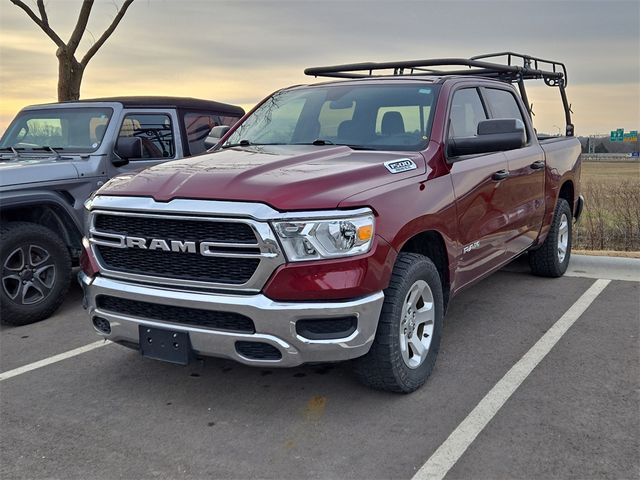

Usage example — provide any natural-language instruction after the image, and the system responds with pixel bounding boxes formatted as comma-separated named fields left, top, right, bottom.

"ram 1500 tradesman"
left=80, top=53, right=583, bottom=392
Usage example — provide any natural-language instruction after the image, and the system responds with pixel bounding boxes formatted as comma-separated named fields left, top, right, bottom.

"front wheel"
left=353, top=252, right=444, bottom=393
left=529, top=198, right=572, bottom=277
left=0, top=222, right=71, bottom=325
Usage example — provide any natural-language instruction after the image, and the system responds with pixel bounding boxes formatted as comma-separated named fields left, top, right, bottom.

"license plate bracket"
left=139, top=325, right=192, bottom=365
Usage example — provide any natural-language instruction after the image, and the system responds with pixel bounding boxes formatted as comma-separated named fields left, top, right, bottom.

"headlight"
left=273, top=212, right=375, bottom=261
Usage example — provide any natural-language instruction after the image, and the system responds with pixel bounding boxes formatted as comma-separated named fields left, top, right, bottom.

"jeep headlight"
left=273, top=212, right=375, bottom=261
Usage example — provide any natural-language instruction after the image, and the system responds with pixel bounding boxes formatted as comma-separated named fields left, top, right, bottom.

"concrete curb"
left=566, top=254, right=640, bottom=282
left=502, top=254, right=640, bottom=282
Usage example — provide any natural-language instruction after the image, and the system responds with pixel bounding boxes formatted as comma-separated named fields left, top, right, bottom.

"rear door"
left=447, top=87, right=512, bottom=288
left=181, top=110, right=243, bottom=156
left=481, top=86, right=545, bottom=255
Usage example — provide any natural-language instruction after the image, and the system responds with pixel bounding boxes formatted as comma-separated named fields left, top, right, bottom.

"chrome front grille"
left=94, top=214, right=258, bottom=244
left=88, top=207, right=284, bottom=292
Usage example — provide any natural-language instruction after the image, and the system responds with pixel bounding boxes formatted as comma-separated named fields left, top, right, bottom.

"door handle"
left=530, top=160, right=545, bottom=170
left=492, top=169, right=509, bottom=181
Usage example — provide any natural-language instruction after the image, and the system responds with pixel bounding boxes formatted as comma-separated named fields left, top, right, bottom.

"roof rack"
left=305, top=52, right=574, bottom=136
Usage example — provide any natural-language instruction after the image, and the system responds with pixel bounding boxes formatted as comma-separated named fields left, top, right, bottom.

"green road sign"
left=611, top=128, right=626, bottom=142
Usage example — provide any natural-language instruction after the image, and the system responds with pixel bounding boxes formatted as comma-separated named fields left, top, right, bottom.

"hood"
left=98, top=145, right=426, bottom=210
left=0, top=156, right=79, bottom=187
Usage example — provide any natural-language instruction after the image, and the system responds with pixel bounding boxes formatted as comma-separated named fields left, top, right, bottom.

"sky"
left=0, top=0, right=638, bottom=136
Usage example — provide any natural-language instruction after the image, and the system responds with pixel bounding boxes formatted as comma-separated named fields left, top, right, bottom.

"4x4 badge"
left=384, top=158, right=417, bottom=174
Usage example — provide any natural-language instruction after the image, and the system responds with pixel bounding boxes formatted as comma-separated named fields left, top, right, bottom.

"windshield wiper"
left=222, top=139, right=252, bottom=149
left=291, top=139, right=336, bottom=146
left=343, top=144, right=377, bottom=151
left=0, top=147, right=24, bottom=159
left=45, top=146, right=61, bottom=159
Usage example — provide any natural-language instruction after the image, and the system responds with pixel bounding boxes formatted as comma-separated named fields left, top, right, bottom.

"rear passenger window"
left=448, top=88, right=487, bottom=138
left=484, top=88, right=525, bottom=124
left=118, top=113, right=175, bottom=159
left=183, top=112, right=243, bottom=155
left=184, top=112, right=219, bottom=155
left=484, top=88, right=527, bottom=141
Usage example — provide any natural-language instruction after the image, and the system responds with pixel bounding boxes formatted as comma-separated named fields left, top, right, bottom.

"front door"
left=110, top=110, right=182, bottom=176
left=447, top=87, right=512, bottom=289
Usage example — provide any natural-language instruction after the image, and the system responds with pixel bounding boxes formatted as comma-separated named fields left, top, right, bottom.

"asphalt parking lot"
left=1, top=255, right=638, bottom=480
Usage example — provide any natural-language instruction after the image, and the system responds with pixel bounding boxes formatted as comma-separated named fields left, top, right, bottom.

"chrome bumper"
left=79, top=273, right=384, bottom=367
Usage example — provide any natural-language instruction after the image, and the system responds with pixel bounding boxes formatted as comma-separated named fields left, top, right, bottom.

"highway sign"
left=611, top=129, right=637, bottom=142
left=610, top=128, right=624, bottom=142
left=623, top=130, right=638, bottom=142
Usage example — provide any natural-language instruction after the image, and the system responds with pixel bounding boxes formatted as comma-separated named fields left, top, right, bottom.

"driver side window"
left=118, top=113, right=175, bottom=159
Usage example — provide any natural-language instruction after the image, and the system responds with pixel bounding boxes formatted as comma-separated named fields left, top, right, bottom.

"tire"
left=529, top=198, right=572, bottom=278
left=353, top=252, right=444, bottom=393
left=0, top=222, right=71, bottom=326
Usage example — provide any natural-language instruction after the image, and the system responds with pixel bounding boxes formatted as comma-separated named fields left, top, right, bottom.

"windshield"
left=0, top=107, right=113, bottom=153
left=224, top=84, right=439, bottom=151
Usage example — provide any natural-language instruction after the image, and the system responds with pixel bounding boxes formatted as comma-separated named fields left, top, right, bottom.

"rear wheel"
left=0, top=222, right=71, bottom=325
left=529, top=198, right=572, bottom=277
left=353, top=252, right=444, bottom=393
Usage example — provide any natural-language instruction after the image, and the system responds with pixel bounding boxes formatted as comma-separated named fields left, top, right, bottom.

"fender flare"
left=0, top=190, right=83, bottom=248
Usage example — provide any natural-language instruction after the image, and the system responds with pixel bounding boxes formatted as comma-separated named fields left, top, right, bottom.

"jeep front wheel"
left=1, top=222, right=71, bottom=325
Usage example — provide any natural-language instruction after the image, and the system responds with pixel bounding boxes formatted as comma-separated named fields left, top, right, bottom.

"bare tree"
left=9, top=0, right=134, bottom=101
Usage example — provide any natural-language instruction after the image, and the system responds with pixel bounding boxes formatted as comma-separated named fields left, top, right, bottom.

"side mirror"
left=449, top=119, right=526, bottom=158
left=204, top=125, right=231, bottom=149
left=113, top=137, right=143, bottom=166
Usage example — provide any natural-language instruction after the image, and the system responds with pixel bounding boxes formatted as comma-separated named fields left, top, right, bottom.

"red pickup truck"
left=80, top=53, right=583, bottom=392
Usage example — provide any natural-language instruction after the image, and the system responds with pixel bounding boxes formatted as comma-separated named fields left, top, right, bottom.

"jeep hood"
left=0, top=156, right=79, bottom=187
left=98, top=145, right=427, bottom=210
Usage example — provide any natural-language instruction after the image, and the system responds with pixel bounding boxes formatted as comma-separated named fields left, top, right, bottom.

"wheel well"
left=0, top=204, right=81, bottom=256
left=400, top=230, right=450, bottom=310
left=559, top=180, right=574, bottom=211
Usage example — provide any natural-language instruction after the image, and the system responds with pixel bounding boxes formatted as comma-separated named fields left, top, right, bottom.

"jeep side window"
left=483, top=88, right=528, bottom=141
left=184, top=112, right=219, bottom=155
left=448, top=88, right=487, bottom=139
left=118, top=113, right=175, bottom=159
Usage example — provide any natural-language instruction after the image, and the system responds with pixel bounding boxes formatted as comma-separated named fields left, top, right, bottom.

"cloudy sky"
left=0, top=0, right=638, bottom=136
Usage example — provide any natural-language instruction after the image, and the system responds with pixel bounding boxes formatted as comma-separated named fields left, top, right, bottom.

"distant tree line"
left=577, top=136, right=638, bottom=154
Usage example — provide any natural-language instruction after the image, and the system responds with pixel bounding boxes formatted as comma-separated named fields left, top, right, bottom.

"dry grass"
left=574, top=161, right=640, bottom=252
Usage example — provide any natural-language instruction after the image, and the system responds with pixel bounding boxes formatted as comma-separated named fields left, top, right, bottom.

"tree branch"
left=67, top=0, right=94, bottom=54
left=9, top=0, right=65, bottom=48
left=80, top=0, right=134, bottom=67
left=36, top=0, right=48, bottom=25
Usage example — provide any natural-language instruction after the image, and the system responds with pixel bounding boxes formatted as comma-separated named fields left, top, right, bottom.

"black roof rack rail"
left=304, top=52, right=574, bottom=136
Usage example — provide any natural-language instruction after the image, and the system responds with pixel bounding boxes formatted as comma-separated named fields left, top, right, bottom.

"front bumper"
left=80, top=273, right=384, bottom=367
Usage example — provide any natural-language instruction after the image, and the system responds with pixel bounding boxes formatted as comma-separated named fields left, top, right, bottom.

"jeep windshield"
left=0, top=107, right=113, bottom=154
left=223, top=84, right=439, bottom=152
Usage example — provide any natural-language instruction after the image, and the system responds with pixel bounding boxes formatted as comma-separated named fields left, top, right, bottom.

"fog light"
left=93, top=316, right=111, bottom=334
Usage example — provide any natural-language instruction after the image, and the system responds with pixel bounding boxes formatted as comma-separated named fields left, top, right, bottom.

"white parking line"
left=412, top=278, right=611, bottom=480
left=0, top=340, right=111, bottom=382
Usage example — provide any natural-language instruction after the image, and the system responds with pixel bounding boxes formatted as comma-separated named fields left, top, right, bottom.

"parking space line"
left=0, top=340, right=111, bottom=382
left=412, top=278, right=611, bottom=480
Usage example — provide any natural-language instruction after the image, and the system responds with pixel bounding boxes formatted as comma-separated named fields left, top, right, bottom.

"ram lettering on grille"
left=90, top=213, right=275, bottom=287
